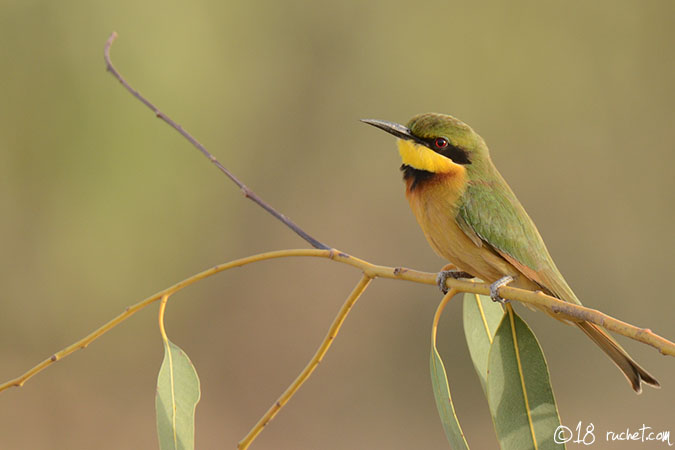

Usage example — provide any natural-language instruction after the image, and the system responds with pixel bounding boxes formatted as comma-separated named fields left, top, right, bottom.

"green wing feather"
left=456, top=176, right=580, bottom=305
left=457, top=176, right=661, bottom=390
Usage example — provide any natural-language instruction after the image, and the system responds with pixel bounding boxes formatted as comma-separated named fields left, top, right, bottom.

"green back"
left=457, top=165, right=580, bottom=305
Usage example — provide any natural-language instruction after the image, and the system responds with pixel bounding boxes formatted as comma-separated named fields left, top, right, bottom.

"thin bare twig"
left=103, top=32, right=328, bottom=250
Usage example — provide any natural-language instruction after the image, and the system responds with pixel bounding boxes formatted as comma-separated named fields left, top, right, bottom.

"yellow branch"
left=238, top=274, right=373, bottom=449
left=1, top=248, right=672, bottom=395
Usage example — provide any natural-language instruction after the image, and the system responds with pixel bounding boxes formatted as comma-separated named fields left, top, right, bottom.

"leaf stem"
left=158, top=294, right=170, bottom=343
left=431, top=288, right=460, bottom=347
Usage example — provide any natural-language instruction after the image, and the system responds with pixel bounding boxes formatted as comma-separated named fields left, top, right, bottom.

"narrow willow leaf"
left=430, top=346, right=470, bottom=449
left=487, top=308, right=564, bottom=450
left=156, top=339, right=201, bottom=450
left=463, top=293, right=504, bottom=394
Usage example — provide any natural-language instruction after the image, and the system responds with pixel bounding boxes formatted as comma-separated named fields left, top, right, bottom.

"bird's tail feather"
left=576, top=321, right=660, bottom=393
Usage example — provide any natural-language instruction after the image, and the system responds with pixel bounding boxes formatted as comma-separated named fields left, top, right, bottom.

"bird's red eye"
left=434, top=137, right=449, bottom=149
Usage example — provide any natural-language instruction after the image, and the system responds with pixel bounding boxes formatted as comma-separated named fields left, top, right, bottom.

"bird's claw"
left=490, top=275, right=514, bottom=304
left=436, top=270, right=475, bottom=294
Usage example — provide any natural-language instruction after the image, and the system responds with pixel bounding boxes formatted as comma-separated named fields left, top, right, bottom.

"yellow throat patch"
left=397, top=139, right=463, bottom=174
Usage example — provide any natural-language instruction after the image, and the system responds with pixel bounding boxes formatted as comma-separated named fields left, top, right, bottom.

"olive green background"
left=1, top=1, right=673, bottom=449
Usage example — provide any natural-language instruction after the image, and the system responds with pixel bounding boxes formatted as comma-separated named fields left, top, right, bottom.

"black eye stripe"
left=422, top=137, right=472, bottom=165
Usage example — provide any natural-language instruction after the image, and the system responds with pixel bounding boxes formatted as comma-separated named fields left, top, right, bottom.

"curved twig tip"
left=105, top=32, right=117, bottom=52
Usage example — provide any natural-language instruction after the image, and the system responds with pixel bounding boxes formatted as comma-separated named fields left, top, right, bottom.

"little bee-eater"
left=363, top=113, right=659, bottom=393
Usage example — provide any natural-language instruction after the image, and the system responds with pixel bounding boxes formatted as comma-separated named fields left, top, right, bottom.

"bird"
left=362, top=112, right=659, bottom=393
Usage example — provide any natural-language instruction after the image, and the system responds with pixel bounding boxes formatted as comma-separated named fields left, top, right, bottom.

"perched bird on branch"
left=363, top=113, right=659, bottom=393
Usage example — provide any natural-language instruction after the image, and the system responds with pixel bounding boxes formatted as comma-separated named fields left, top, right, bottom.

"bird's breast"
left=405, top=173, right=519, bottom=282
left=405, top=172, right=469, bottom=259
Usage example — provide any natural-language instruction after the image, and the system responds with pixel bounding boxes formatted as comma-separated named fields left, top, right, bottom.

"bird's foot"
left=490, top=275, right=514, bottom=304
left=436, top=270, right=475, bottom=294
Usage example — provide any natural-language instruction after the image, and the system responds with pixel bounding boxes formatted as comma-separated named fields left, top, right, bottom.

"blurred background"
left=1, top=1, right=673, bottom=448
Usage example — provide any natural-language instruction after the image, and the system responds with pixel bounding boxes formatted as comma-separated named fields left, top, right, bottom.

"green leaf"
left=463, top=293, right=504, bottom=394
left=156, top=339, right=201, bottom=450
left=486, top=307, right=564, bottom=450
left=430, top=346, right=470, bottom=449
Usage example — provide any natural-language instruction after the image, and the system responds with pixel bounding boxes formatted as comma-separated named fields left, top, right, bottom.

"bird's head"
left=362, top=112, right=487, bottom=175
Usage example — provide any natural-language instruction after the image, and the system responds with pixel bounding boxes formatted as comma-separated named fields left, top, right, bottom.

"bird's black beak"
left=361, top=119, right=421, bottom=143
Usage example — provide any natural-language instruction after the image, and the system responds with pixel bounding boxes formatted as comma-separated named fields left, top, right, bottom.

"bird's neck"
left=400, top=164, right=435, bottom=192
